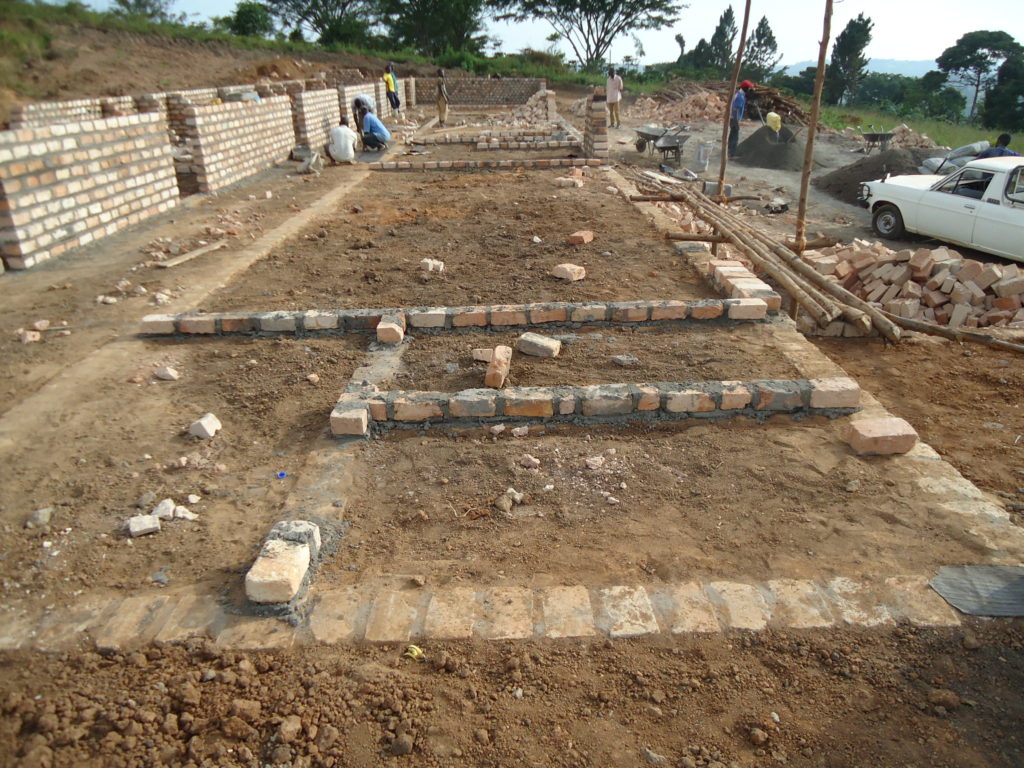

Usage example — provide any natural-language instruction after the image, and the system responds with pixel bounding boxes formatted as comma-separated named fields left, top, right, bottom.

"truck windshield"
left=936, top=169, right=995, bottom=200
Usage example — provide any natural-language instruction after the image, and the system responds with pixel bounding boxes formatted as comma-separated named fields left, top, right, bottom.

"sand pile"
left=813, top=149, right=934, bottom=205
left=734, top=125, right=804, bottom=171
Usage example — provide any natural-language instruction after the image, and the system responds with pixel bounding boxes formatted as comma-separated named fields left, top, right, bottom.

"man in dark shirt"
left=976, top=133, right=1021, bottom=159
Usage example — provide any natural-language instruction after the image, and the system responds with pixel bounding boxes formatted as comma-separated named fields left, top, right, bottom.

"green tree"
left=823, top=12, right=873, bottom=105
left=111, top=0, right=180, bottom=22
left=266, top=0, right=372, bottom=45
left=219, top=1, right=275, bottom=36
left=743, top=16, right=781, bottom=82
left=707, top=5, right=736, bottom=76
left=937, top=30, right=1023, bottom=119
left=497, top=0, right=684, bottom=71
left=770, top=66, right=816, bottom=97
left=680, top=38, right=715, bottom=74
left=674, top=32, right=685, bottom=64
left=379, top=0, right=490, bottom=56
left=981, top=54, right=1024, bottom=130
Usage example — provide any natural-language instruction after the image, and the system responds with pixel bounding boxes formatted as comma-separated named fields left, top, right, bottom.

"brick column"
left=583, top=87, right=609, bottom=160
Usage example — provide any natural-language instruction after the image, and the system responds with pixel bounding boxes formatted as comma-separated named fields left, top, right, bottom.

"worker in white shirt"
left=327, top=117, right=359, bottom=164
left=606, top=67, right=624, bottom=129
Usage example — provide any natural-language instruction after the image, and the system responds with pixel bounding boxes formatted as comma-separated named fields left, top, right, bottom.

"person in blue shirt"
left=976, top=133, right=1021, bottom=159
left=729, top=80, right=754, bottom=159
left=358, top=107, right=391, bottom=151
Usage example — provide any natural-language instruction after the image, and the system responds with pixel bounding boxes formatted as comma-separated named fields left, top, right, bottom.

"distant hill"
left=784, top=59, right=935, bottom=77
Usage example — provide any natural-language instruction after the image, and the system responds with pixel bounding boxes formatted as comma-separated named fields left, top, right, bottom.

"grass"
left=815, top=104, right=994, bottom=149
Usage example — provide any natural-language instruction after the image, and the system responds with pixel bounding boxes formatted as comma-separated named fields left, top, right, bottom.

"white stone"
left=187, top=494, right=201, bottom=504
left=517, top=332, right=561, bottom=358
left=520, top=454, right=541, bottom=469
left=551, top=263, right=586, bottom=281
left=585, top=456, right=605, bottom=470
left=152, top=498, right=176, bottom=520
left=189, top=413, right=222, bottom=439
left=154, top=366, right=179, bottom=381
left=128, top=515, right=161, bottom=537
left=489, top=424, right=506, bottom=435
left=245, top=539, right=311, bottom=604
left=511, top=426, right=529, bottom=437
left=174, top=506, right=198, bottom=520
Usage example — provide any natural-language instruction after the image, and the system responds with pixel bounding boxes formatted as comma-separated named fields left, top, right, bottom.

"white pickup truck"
left=859, top=156, right=1024, bottom=262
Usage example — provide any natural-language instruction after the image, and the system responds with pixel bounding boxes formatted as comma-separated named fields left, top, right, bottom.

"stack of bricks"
left=414, top=78, right=545, bottom=106
left=801, top=240, right=1024, bottom=330
left=404, top=77, right=416, bottom=107
left=292, top=89, right=341, bottom=153
left=583, top=89, right=609, bottom=160
left=183, top=96, right=295, bottom=194
left=0, top=113, right=178, bottom=270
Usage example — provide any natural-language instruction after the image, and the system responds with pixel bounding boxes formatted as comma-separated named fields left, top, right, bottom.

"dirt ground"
left=3, top=83, right=1024, bottom=768
left=394, top=324, right=799, bottom=392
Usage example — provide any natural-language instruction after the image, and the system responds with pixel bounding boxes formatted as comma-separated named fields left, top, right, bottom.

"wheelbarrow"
left=861, top=129, right=894, bottom=154
left=635, top=123, right=691, bottom=164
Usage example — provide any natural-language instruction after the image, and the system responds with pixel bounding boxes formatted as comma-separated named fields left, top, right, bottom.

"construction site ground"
left=0, top=95, right=1023, bottom=768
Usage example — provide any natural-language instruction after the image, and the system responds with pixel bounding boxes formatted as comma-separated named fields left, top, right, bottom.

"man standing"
left=729, top=80, right=754, bottom=158
left=327, top=117, right=358, bottom=164
left=436, top=68, right=450, bottom=128
left=358, top=107, right=391, bottom=151
left=384, top=64, right=401, bottom=114
left=976, top=133, right=1021, bottom=159
left=606, top=67, right=624, bottom=129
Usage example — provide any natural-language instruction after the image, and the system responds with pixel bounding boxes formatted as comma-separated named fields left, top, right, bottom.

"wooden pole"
left=881, top=312, right=1024, bottom=355
left=715, top=0, right=752, bottom=200
left=794, top=0, right=833, bottom=252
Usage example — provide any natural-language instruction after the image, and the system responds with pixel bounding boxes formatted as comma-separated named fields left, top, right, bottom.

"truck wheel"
left=872, top=204, right=905, bottom=239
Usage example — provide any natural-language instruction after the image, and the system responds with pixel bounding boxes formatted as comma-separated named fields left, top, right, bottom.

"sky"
left=94, top=0, right=1024, bottom=70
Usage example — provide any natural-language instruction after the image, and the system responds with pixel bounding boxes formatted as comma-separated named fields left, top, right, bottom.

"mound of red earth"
left=813, top=149, right=936, bottom=205
left=734, top=126, right=805, bottom=171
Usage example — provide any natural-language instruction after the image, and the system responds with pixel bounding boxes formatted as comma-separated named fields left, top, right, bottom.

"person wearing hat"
left=729, top=80, right=754, bottom=159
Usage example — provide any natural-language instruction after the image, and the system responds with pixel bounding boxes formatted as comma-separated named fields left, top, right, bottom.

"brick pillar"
left=583, top=87, right=609, bottom=160
left=406, top=77, right=416, bottom=107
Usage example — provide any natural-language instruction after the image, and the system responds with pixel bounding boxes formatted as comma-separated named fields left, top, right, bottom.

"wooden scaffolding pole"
left=793, top=0, right=833, bottom=252
left=715, top=0, right=752, bottom=200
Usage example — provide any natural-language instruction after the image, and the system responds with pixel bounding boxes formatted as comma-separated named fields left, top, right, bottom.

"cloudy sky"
left=97, top=0, right=1024, bottom=69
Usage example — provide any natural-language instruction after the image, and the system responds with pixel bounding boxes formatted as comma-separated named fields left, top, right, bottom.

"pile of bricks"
left=583, top=91, right=609, bottom=160
left=0, top=113, right=179, bottom=270
left=292, top=88, right=341, bottom=153
left=331, top=376, right=862, bottom=436
left=509, top=89, right=557, bottom=123
left=801, top=241, right=1024, bottom=330
left=625, top=92, right=726, bottom=123
left=703, top=258, right=782, bottom=311
left=183, top=96, right=295, bottom=194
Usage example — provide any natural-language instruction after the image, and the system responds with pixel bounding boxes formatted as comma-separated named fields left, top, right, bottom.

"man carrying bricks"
left=327, top=116, right=359, bottom=164
left=436, top=69, right=450, bottom=128
left=358, top=106, right=391, bottom=151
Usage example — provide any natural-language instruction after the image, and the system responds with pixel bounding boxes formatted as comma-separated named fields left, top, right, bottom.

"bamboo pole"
left=715, top=0, right=752, bottom=200
left=794, top=0, right=833, bottom=252
left=881, top=312, right=1024, bottom=355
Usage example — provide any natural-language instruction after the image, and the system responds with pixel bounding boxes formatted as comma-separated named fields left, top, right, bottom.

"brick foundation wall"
left=9, top=98, right=105, bottom=128
left=293, top=89, right=341, bottom=152
left=415, top=78, right=545, bottom=105
left=184, top=96, right=295, bottom=194
left=0, top=113, right=178, bottom=270
left=166, top=89, right=219, bottom=144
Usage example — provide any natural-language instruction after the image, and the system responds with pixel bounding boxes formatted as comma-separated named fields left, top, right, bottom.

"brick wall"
left=184, top=96, right=295, bottom=194
left=10, top=98, right=105, bottom=128
left=374, top=80, right=391, bottom=118
left=166, top=89, right=219, bottom=144
left=339, top=84, right=379, bottom=123
left=0, top=113, right=178, bottom=270
left=414, top=78, right=544, bottom=105
left=293, top=88, right=341, bottom=152
left=583, top=89, right=609, bottom=159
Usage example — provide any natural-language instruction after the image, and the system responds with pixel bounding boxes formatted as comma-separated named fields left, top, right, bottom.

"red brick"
left=720, top=382, right=752, bottom=410
left=485, top=346, right=512, bottom=388
left=504, top=390, right=554, bottom=418
left=847, top=417, right=918, bottom=455
left=665, top=389, right=715, bottom=413
left=651, top=301, right=688, bottom=320
left=452, top=308, right=488, bottom=327
left=690, top=302, right=724, bottom=320
left=490, top=306, right=529, bottom=326
left=179, top=316, right=216, bottom=334
left=568, top=230, right=594, bottom=245
left=528, top=305, right=568, bottom=324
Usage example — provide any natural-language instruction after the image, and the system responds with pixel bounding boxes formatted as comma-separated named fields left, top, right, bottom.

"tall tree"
left=981, top=54, right=1024, bottom=130
left=498, top=0, right=684, bottom=71
left=743, top=16, right=781, bottom=82
left=707, top=5, right=737, bottom=76
left=378, top=0, right=490, bottom=56
left=674, top=32, right=685, bottom=64
left=937, top=30, right=1024, bottom=119
left=219, top=1, right=275, bottom=36
left=823, top=12, right=873, bottom=104
left=266, top=0, right=372, bottom=44
left=111, top=0, right=180, bottom=22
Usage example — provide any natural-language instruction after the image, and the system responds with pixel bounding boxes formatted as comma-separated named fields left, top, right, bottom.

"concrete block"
left=364, top=591, right=419, bottom=642
left=485, top=345, right=513, bottom=388
left=245, top=539, right=310, bottom=604
left=303, top=310, right=339, bottom=330
left=189, top=412, right=222, bottom=439
left=331, top=405, right=369, bottom=436
left=258, top=312, right=297, bottom=332
left=551, top=263, right=586, bottom=281
left=477, top=587, right=534, bottom=640
left=540, top=585, right=596, bottom=638
left=706, top=582, right=769, bottom=630
left=809, top=377, right=860, bottom=408
left=755, top=382, right=805, bottom=410
left=517, top=332, right=561, bottom=358
left=424, top=588, right=478, bottom=639
left=848, top=417, right=918, bottom=455
left=596, top=586, right=659, bottom=637
left=127, top=515, right=161, bottom=537
left=268, top=520, right=321, bottom=561
left=656, top=583, right=721, bottom=633
left=581, top=385, right=634, bottom=416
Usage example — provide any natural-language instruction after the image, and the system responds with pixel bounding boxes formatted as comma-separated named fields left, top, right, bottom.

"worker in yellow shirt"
left=383, top=64, right=401, bottom=114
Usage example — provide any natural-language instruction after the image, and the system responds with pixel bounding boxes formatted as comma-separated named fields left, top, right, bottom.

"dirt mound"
left=813, top=148, right=933, bottom=205
left=734, top=125, right=805, bottom=171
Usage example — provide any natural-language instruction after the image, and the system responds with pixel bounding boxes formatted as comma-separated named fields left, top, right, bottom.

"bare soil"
left=202, top=170, right=715, bottom=313
left=394, top=324, right=800, bottom=392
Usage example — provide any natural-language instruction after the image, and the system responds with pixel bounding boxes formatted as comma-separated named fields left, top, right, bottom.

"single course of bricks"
left=402, top=144, right=578, bottom=162
left=203, top=169, right=715, bottom=313
left=393, top=324, right=799, bottom=391
left=324, top=420, right=1004, bottom=590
